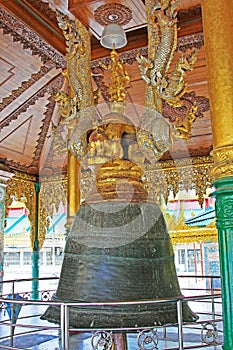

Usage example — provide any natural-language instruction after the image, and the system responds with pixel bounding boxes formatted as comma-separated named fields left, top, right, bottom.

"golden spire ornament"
left=100, top=47, right=130, bottom=114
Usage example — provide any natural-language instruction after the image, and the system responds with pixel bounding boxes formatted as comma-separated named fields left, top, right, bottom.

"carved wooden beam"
left=0, top=0, right=66, bottom=55
left=1, top=0, right=203, bottom=60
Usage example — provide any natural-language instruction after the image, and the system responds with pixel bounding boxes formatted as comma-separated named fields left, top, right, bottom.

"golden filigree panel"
left=5, top=172, right=36, bottom=248
left=40, top=175, right=67, bottom=217
left=144, top=155, right=214, bottom=206
left=5, top=172, right=67, bottom=250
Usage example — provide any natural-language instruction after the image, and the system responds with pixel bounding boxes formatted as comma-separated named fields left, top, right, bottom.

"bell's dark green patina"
left=42, top=200, right=197, bottom=328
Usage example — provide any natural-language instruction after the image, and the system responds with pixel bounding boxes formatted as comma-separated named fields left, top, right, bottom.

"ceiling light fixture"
left=100, top=23, right=127, bottom=49
left=94, top=3, right=132, bottom=50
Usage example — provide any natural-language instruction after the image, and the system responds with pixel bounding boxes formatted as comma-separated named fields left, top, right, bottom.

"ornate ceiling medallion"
left=94, top=3, right=132, bottom=26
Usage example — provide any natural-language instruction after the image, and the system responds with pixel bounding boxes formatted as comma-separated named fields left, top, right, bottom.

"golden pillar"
left=201, top=0, right=233, bottom=177
left=201, top=1, right=233, bottom=349
left=66, top=150, right=80, bottom=231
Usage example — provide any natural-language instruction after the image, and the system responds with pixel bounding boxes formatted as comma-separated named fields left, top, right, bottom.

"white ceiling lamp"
left=100, top=23, right=127, bottom=49
left=94, top=3, right=132, bottom=50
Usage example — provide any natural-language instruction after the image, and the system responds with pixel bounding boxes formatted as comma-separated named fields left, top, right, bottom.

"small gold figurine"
left=100, top=48, right=130, bottom=112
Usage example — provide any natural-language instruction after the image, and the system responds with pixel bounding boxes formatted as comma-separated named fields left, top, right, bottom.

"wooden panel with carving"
left=69, top=0, right=146, bottom=39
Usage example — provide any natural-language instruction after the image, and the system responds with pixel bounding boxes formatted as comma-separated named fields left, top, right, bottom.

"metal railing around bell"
left=0, top=275, right=223, bottom=350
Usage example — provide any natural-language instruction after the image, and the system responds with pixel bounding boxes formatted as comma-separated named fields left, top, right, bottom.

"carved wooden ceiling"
left=0, top=0, right=212, bottom=176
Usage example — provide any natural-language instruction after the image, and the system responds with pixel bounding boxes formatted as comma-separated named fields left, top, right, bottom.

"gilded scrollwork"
left=143, top=169, right=172, bottom=204
left=40, top=177, right=67, bottom=218
left=144, top=156, right=213, bottom=206
left=38, top=207, right=50, bottom=250
left=55, top=90, right=78, bottom=123
left=5, top=176, right=35, bottom=214
left=192, top=166, right=212, bottom=207
left=173, top=104, right=198, bottom=140
left=5, top=173, right=67, bottom=250
left=5, top=175, right=36, bottom=248
left=210, top=146, right=233, bottom=179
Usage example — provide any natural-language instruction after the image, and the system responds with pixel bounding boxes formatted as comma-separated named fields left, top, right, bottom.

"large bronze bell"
left=42, top=114, right=197, bottom=329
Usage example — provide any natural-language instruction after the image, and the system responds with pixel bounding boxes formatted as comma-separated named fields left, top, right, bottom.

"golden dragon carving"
left=56, top=10, right=94, bottom=109
left=54, top=11, right=100, bottom=160
left=53, top=1, right=198, bottom=164
left=138, top=0, right=178, bottom=112
left=136, top=0, right=198, bottom=160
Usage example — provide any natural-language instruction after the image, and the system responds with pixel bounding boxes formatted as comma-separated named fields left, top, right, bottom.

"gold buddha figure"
left=83, top=112, right=148, bottom=203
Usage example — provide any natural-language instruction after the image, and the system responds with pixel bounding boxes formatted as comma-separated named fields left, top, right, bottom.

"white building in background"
left=4, top=201, right=66, bottom=273
left=164, top=189, right=220, bottom=290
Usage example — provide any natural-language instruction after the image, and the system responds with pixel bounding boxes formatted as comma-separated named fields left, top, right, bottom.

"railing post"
left=60, top=304, right=65, bottom=349
left=9, top=281, right=15, bottom=348
left=60, top=303, right=69, bottom=349
left=210, top=277, right=216, bottom=322
left=64, top=304, right=69, bottom=349
left=177, top=299, right=184, bottom=350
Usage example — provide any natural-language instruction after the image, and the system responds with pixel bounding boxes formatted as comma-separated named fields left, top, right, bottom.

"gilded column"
left=0, top=163, right=14, bottom=295
left=201, top=1, right=233, bottom=349
left=66, top=151, right=80, bottom=233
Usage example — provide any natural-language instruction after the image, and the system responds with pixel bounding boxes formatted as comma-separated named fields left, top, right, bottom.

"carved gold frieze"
left=173, top=104, right=198, bottom=140
left=170, top=227, right=218, bottom=244
left=38, top=206, right=50, bottom=250
left=5, top=175, right=35, bottom=214
left=5, top=173, right=67, bottom=250
left=79, top=156, right=214, bottom=205
left=144, top=156, right=214, bottom=206
left=40, top=176, right=67, bottom=218
left=210, top=145, right=233, bottom=180
left=5, top=175, right=36, bottom=248
left=55, top=90, right=78, bottom=123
